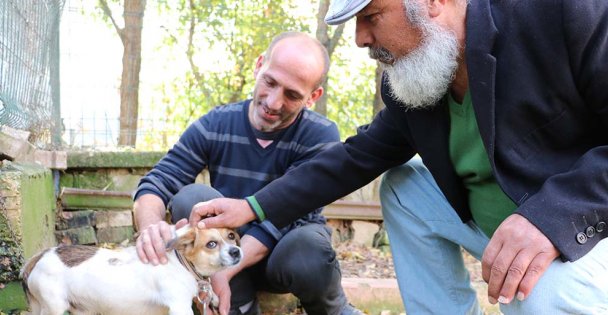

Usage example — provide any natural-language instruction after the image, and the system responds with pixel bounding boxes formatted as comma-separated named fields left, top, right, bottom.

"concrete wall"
left=60, top=151, right=165, bottom=192
left=0, top=162, right=55, bottom=311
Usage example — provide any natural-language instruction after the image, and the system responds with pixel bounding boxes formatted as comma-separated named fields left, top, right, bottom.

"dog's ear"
left=166, top=226, right=196, bottom=251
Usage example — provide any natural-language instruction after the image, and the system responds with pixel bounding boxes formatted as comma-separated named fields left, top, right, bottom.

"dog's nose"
left=229, top=247, right=241, bottom=259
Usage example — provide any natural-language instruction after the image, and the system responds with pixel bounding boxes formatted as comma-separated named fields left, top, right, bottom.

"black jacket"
left=254, top=0, right=608, bottom=261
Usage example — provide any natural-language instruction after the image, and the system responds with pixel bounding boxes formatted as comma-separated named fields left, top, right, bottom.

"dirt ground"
left=335, top=242, right=502, bottom=315
left=335, top=242, right=395, bottom=279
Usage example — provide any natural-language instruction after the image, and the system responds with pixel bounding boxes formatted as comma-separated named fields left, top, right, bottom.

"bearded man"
left=188, top=0, right=608, bottom=314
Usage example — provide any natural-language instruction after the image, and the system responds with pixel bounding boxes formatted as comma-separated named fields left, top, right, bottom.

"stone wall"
left=54, top=151, right=162, bottom=245
left=60, top=151, right=165, bottom=192
left=0, top=161, right=55, bottom=311
left=57, top=151, right=383, bottom=247
left=56, top=208, right=135, bottom=245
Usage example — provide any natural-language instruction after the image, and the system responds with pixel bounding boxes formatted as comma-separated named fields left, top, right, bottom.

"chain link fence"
left=0, top=0, right=65, bottom=149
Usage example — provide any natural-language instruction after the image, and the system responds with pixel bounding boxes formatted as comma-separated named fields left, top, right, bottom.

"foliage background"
left=60, top=0, right=378, bottom=150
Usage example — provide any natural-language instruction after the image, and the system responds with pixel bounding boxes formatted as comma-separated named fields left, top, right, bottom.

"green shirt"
left=448, top=91, right=516, bottom=237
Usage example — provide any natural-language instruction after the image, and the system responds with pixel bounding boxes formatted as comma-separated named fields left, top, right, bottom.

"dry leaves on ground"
left=335, top=242, right=396, bottom=279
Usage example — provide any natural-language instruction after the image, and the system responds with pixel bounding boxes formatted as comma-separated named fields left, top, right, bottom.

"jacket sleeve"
left=516, top=0, right=608, bottom=261
left=254, top=108, right=415, bottom=229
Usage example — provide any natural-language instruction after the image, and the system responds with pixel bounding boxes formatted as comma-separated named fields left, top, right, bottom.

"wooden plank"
left=60, top=187, right=133, bottom=210
left=322, top=200, right=383, bottom=221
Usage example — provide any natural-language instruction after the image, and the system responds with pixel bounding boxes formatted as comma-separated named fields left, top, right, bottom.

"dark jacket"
left=254, top=0, right=608, bottom=261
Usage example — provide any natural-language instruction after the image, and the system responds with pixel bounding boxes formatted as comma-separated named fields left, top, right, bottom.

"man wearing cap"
left=188, top=0, right=608, bottom=314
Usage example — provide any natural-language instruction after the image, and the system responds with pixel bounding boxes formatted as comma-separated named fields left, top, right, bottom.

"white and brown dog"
left=21, top=226, right=242, bottom=315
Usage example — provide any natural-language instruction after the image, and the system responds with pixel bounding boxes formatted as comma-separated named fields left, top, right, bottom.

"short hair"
left=263, top=32, right=330, bottom=88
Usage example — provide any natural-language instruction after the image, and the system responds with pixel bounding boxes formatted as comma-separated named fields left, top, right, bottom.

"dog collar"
left=174, top=250, right=208, bottom=282
left=174, top=250, right=217, bottom=313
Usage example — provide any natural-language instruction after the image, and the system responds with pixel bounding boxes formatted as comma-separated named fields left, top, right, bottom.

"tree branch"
left=98, top=0, right=125, bottom=42
left=316, top=0, right=344, bottom=57
left=327, top=24, right=345, bottom=56
left=186, top=0, right=210, bottom=100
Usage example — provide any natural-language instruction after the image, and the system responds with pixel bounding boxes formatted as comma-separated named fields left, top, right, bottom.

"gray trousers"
left=169, top=184, right=348, bottom=315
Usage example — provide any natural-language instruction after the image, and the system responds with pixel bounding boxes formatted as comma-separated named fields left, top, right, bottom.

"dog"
left=20, top=226, right=242, bottom=315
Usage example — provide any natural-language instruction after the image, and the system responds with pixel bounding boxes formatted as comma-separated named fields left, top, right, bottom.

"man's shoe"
left=340, top=303, right=366, bottom=315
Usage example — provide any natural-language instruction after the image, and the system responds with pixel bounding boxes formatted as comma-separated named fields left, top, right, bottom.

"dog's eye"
left=227, top=232, right=235, bottom=240
left=206, top=241, right=217, bottom=249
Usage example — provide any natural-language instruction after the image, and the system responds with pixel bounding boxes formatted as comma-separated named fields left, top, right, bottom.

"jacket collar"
left=465, top=0, right=498, bottom=161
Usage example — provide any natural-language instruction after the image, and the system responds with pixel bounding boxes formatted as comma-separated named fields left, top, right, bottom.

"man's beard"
left=370, top=16, right=460, bottom=109
left=250, top=98, right=282, bottom=132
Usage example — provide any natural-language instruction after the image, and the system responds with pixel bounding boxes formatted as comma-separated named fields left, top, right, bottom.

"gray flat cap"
left=325, top=0, right=372, bottom=25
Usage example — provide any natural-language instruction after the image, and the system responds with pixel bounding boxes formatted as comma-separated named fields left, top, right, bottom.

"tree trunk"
left=373, top=62, right=384, bottom=117
left=118, top=0, right=146, bottom=147
left=315, top=0, right=344, bottom=116
left=100, top=0, right=146, bottom=147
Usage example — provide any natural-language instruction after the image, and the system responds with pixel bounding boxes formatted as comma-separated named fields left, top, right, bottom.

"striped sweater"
left=135, top=99, right=340, bottom=249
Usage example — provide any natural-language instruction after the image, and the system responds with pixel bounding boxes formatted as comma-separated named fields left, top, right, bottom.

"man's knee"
left=274, top=225, right=336, bottom=270
left=169, top=184, right=223, bottom=222
left=500, top=253, right=608, bottom=315
left=380, top=157, right=427, bottom=200
left=267, top=226, right=338, bottom=290
left=500, top=288, right=574, bottom=315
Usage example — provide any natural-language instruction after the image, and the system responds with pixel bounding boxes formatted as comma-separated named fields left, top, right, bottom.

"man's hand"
left=210, top=269, right=233, bottom=315
left=481, top=213, right=559, bottom=305
left=208, top=235, right=268, bottom=315
left=135, top=218, right=188, bottom=265
left=190, top=198, right=256, bottom=229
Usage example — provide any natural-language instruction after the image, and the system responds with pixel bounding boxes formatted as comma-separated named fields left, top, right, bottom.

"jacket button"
left=576, top=232, right=588, bottom=244
left=585, top=226, right=596, bottom=238
left=597, top=221, right=606, bottom=233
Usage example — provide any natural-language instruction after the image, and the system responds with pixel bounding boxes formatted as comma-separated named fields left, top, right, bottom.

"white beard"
left=381, top=21, right=460, bottom=109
